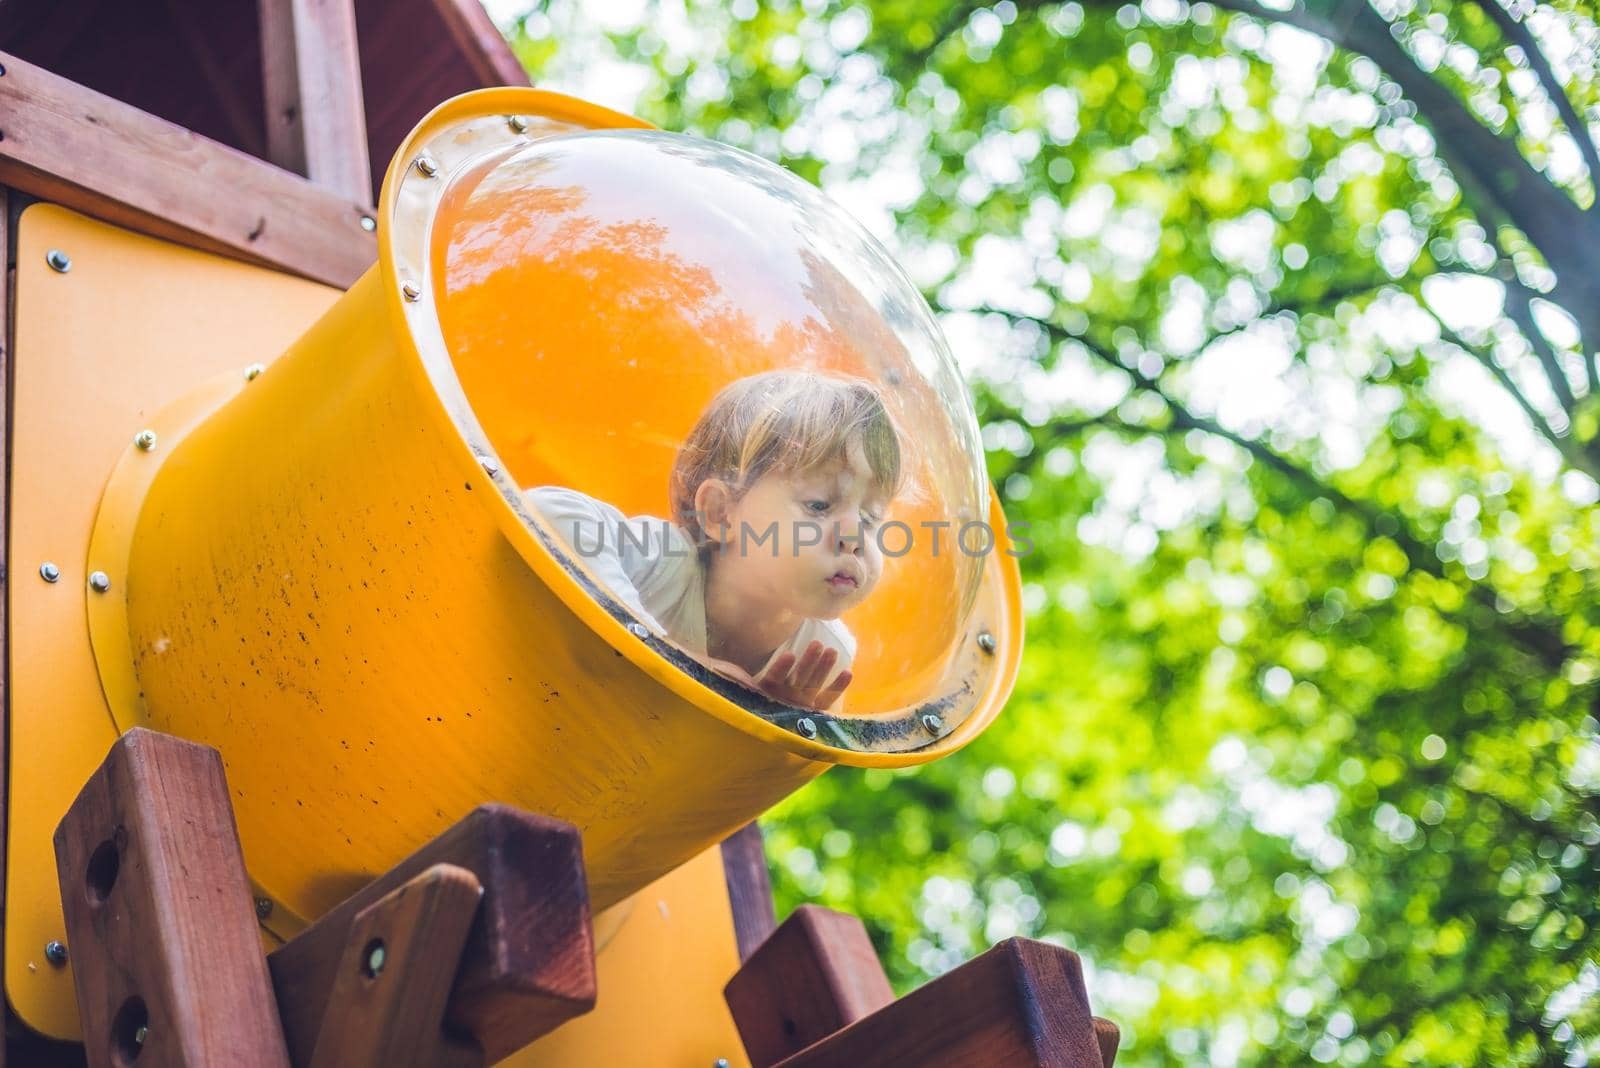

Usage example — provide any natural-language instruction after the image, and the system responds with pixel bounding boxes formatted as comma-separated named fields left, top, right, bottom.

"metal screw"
left=508, top=114, right=529, bottom=133
left=359, top=214, right=377, bottom=233
left=414, top=154, right=439, bottom=177
left=365, top=942, right=387, bottom=977
left=626, top=622, right=649, bottom=640
left=46, top=249, right=71, bottom=273
left=976, top=631, right=997, bottom=654
left=134, top=430, right=157, bottom=451
left=133, top=1025, right=148, bottom=1047
left=255, top=897, right=273, bottom=920
left=795, top=717, right=818, bottom=739
left=475, top=453, right=500, bottom=477
left=921, top=713, right=944, bottom=734
left=401, top=280, right=421, bottom=302
left=244, top=363, right=265, bottom=381
left=714, top=1061, right=731, bottom=1068
left=43, top=941, right=68, bottom=966
left=39, top=562, right=60, bottom=583
left=88, top=571, right=111, bottom=593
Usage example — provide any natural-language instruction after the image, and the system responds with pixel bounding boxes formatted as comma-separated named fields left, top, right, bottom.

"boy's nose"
left=834, top=519, right=865, bottom=555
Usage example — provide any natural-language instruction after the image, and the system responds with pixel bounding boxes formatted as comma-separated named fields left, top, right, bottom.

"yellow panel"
left=6, top=204, right=343, bottom=1038
left=509, top=843, right=751, bottom=1068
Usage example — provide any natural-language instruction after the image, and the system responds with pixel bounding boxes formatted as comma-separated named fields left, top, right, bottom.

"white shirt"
left=524, top=486, right=856, bottom=685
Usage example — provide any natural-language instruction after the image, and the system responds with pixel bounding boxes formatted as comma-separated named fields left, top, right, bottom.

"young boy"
left=525, top=370, right=903, bottom=711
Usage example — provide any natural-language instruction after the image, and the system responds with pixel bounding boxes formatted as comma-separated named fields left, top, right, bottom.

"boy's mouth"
left=827, top=570, right=860, bottom=590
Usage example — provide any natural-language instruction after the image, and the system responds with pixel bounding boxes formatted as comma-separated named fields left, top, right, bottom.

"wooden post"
left=51, top=729, right=292, bottom=1068
left=306, top=864, right=484, bottom=1068
left=723, top=906, right=894, bottom=1067
left=720, top=822, right=778, bottom=962
left=258, top=0, right=373, bottom=205
left=269, top=804, right=596, bottom=1065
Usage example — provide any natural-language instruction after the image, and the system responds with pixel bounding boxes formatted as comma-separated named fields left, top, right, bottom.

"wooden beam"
left=306, top=865, right=484, bottom=1068
left=268, top=804, right=596, bottom=1066
left=723, top=905, right=895, bottom=1068
left=749, top=938, right=1111, bottom=1068
left=51, top=729, right=292, bottom=1068
left=258, top=0, right=372, bottom=204
left=0, top=51, right=375, bottom=288
left=430, top=0, right=532, bottom=87
left=720, top=822, right=777, bottom=961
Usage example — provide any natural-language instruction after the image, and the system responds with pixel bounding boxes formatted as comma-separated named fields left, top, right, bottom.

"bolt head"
left=475, top=453, right=500, bottom=477
left=365, top=942, right=387, bottom=977
left=714, top=1061, right=731, bottom=1068
left=795, top=717, right=818, bottom=739
left=134, top=430, right=157, bottom=451
left=43, top=941, right=68, bottom=966
left=626, top=622, right=650, bottom=640
left=39, top=562, right=60, bottom=583
left=401, top=280, right=422, bottom=302
left=133, top=1024, right=148, bottom=1047
left=88, top=571, right=111, bottom=593
left=46, top=249, right=71, bottom=273
left=255, top=897, right=273, bottom=919
left=508, top=114, right=530, bottom=133
left=976, top=631, right=997, bottom=654
left=359, top=214, right=377, bottom=233
left=920, top=713, right=944, bottom=734
left=414, top=154, right=439, bottom=177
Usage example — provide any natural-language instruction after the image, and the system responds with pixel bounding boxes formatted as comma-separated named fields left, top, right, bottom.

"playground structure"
left=0, top=3, right=1120, bottom=1066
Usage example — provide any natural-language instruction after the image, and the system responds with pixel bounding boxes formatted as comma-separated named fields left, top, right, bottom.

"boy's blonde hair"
left=672, top=370, right=904, bottom=548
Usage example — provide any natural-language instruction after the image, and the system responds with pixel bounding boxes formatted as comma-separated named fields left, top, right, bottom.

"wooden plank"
left=269, top=804, right=595, bottom=1066
left=1094, top=1017, right=1121, bottom=1066
left=724, top=905, right=894, bottom=1068
left=50, top=728, right=292, bottom=1068
left=307, top=864, right=484, bottom=1068
left=429, top=0, right=532, bottom=87
left=0, top=51, right=375, bottom=287
left=770, top=938, right=1106, bottom=1068
left=720, top=821, right=777, bottom=961
left=258, top=0, right=372, bottom=204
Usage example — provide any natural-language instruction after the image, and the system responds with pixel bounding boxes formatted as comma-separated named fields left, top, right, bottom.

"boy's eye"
left=860, top=511, right=879, bottom=528
left=804, top=499, right=831, bottom=514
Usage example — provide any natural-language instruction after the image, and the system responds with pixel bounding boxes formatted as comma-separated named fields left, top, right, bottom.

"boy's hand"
left=753, top=640, right=852, bottom=711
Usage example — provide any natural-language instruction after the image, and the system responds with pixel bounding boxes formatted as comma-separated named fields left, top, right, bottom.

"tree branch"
left=972, top=305, right=1578, bottom=672
left=1428, top=317, right=1598, bottom=478
left=1463, top=0, right=1600, bottom=203
left=1152, top=0, right=1600, bottom=321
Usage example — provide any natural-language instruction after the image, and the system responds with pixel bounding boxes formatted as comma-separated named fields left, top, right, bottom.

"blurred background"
left=488, top=2, right=1599, bottom=1063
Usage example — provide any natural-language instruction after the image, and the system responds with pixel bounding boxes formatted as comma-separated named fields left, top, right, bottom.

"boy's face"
left=705, top=439, right=889, bottom=621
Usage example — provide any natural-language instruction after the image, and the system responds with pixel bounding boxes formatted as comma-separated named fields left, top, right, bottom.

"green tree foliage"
left=505, top=1, right=1600, bottom=1062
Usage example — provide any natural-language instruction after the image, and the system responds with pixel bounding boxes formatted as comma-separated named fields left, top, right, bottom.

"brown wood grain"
left=269, top=804, right=595, bottom=1066
left=0, top=51, right=375, bottom=287
left=771, top=938, right=1107, bottom=1068
left=259, top=0, right=372, bottom=204
left=50, top=728, right=292, bottom=1068
left=720, top=821, right=777, bottom=962
left=1093, top=1016, right=1121, bottom=1066
left=724, top=905, right=894, bottom=1068
left=429, top=0, right=531, bottom=87
left=306, top=864, right=484, bottom=1068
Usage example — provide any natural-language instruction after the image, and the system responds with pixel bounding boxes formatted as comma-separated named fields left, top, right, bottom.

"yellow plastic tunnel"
left=87, top=89, right=1023, bottom=926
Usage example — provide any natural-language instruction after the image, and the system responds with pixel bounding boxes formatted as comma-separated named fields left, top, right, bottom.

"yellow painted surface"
left=6, top=204, right=342, bottom=1038
left=6, top=88, right=1023, bottom=1044
left=508, top=843, right=751, bottom=1068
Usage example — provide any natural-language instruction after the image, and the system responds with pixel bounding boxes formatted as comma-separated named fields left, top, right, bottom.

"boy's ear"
left=693, top=478, right=736, bottom=543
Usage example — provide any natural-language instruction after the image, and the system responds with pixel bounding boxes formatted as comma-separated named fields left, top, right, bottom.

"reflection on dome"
left=432, top=130, right=992, bottom=719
